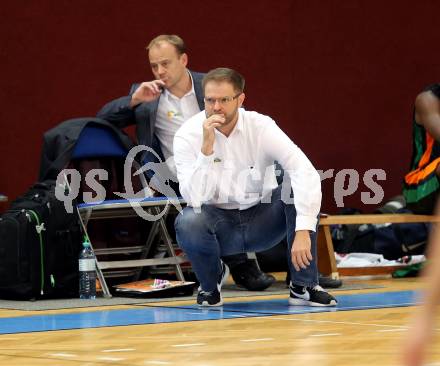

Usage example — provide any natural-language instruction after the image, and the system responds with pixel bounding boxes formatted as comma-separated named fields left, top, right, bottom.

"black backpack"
left=0, top=181, right=82, bottom=300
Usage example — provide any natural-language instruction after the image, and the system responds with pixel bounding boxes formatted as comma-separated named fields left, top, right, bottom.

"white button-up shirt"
left=173, top=108, right=322, bottom=231
left=155, top=74, right=200, bottom=176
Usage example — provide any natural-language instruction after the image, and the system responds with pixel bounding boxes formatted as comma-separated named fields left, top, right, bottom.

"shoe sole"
left=235, top=280, right=275, bottom=291
left=288, top=298, right=338, bottom=307
left=232, top=277, right=276, bottom=291
left=198, top=300, right=223, bottom=307
left=197, top=295, right=223, bottom=307
left=319, top=280, right=343, bottom=288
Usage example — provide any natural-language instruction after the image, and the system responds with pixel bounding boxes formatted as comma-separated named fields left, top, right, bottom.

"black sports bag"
left=0, top=181, right=82, bottom=300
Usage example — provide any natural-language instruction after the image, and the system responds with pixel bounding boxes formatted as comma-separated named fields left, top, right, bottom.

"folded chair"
left=70, top=124, right=187, bottom=298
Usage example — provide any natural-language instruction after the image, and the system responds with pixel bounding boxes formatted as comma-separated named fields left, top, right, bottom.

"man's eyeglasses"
left=204, top=93, right=242, bottom=106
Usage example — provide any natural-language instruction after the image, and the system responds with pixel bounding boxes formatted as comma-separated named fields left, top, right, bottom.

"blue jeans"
left=175, top=185, right=319, bottom=292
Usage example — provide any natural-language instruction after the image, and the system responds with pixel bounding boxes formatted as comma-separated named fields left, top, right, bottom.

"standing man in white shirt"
left=174, top=67, right=338, bottom=307
left=97, top=35, right=275, bottom=291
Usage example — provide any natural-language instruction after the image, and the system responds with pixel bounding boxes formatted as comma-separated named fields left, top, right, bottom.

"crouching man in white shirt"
left=173, top=67, right=337, bottom=307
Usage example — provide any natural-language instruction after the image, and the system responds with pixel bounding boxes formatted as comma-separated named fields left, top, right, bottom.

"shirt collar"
left=215, top=108, right=245, bottom=137
left=163, top=70, right=195, bottom=101
left=235, top=108, right=244, bottom=132
left=228, top=108, right=244, bottom=135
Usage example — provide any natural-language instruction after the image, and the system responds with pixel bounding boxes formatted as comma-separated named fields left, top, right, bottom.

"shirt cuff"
left=195, top=151, right=215, bottom=167
left=295, top=215, right=318, bottom=232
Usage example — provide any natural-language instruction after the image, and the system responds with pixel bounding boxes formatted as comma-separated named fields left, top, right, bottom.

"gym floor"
left=0, top=276, right=438, bottom=366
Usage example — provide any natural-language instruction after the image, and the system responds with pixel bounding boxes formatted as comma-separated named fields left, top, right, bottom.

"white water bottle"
left=79, top=239, right=96, bottom=299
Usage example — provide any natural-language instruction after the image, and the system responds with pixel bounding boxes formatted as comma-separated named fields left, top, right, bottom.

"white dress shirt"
left=155, top=73, right=200, bottom=177
left=173, top=108, right=322, bottom=231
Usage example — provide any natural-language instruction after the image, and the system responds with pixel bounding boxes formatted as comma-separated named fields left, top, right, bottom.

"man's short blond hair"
left=147, top=35, right=186, bottom=55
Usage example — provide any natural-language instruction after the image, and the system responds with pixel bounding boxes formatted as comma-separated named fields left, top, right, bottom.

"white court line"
left=102, top=348, right=136, bottom=352
left=376, top=328, right=407, bottom=332
left=263, top=317, right=412, bottom=329
left=240, top=338, right=274, bottom=342
left=129, top=334, right=241, bottom=339
left=266, top=317, right=440, bottom=333
left=332, top=303, right=417, bottom=310
left=185, top=311, right=249, bottom=317
left=228, top=314, right=247, bottom=318
left=48, top=353, right=76, bottom=358
left=129, top=336, right=175, bottom=339
left=172, top=343, right=206, bottom=347
left=310, top=333, right=342, bottom=337
left=97, top=356, right=125, bottom=361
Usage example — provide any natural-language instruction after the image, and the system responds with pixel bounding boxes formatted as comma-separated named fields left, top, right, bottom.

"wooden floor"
left=0, top=277, right=438, bottom=366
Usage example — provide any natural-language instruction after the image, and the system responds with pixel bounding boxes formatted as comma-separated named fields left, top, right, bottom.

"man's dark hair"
left=202, top=67, right=245, bottom=93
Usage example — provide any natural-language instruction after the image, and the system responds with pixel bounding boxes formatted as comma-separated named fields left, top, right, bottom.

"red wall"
left=1, top=0, right=439, bottom=213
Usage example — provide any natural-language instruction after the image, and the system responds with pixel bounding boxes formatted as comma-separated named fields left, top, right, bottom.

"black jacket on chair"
left=39, top=117, right=135, bottom=181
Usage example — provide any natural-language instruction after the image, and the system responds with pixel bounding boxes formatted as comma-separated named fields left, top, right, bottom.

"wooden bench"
left=317, top=213, right=440, bottom=279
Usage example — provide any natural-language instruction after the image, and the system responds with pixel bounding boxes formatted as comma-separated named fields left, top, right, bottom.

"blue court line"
left=0, top=290, right=420, bottom=335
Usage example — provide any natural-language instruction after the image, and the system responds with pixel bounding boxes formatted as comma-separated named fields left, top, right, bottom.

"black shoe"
left=230, top=260, right=275, bottom=291
left=197, top=288, right=222, bottom=306
left=319, top=274, right=342, bottom=288
left=288, top=283, right=338, bottom=307
left=197, top=261, right=229, bottom=307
